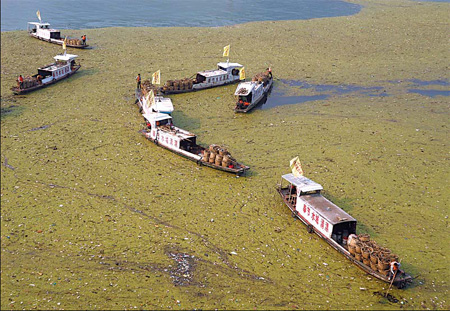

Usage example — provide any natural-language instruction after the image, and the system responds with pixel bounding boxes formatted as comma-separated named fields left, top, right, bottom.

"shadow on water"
left=1, top=96, right=24, bottom=120
left=258, top=79, right=388, bottom=110
left=408, top=89, right=450, bottom=97
left=373, top=291, right=400, bottom=304
left=387, top=79, right=450, bottom=97
left=258, top=78, right=449, bottom=110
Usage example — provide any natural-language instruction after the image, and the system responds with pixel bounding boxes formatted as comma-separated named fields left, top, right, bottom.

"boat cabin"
left=143, top=113, right=198, bottom=152
left=28, top=22, right=61, bottom=40
left=234, top=81, right=264, bottom=105
left=281, top=173, right=357, bottom=246
left=142, top=95, right=173, bottom=115
left=37, top=54, right=78, bottom=83
left=194, top=62, right=243, bottom=85
left=143, top=112, right=173, bottom=129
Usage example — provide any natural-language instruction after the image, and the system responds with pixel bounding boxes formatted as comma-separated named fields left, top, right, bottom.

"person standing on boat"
left=389, top=261, right=403, bottom=279
left=81, top=35, right=86, bottom=45
left=136, top=74, right=141, bottom=89
left=18, top=75, right=24, bottom=89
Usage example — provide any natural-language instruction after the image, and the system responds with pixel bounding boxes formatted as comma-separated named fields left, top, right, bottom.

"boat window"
left=38, top=69, right=52, bottom=77
left=331, top=222, right=357, bottom=246
left=195, top=74, right=206, bottom=83
left=218, top=66, right=226, bottom=71
left=50, top=31, right=60, bottom=39
left=158, top=118, right=171, bottom=126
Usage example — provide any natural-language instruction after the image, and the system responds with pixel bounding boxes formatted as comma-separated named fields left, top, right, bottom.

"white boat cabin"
left=28, top=22, right=61, bottom=40
left=141, top=95, right=174, bottom=115
left=193, top=62, right=243, bottom=89
left=143, top=113, right=198, bottom=154
left=281, top=173, right=357, bottom=245
left=38, top=54, right=79, bottom=84
left=234, top=81, right=265, bottom=105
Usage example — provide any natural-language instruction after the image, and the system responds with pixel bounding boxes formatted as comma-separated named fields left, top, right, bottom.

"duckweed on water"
left=1, top=0, right=449, bottom=309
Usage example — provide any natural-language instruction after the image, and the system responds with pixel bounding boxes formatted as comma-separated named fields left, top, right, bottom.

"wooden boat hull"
left=11, top=65, right=81, bottom=95
left=277, top=187, right=413, bottom=288
left=160, top=79, right=241, bottom=95
left=235, top=78, right=274, bottom=113
left=140, top=130, right=249, bottom=175
left=29, top=34, right=89, bottom=48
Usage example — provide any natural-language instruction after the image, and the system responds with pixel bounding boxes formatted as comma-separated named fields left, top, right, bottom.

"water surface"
left=1, top=0, right=361, bottom=31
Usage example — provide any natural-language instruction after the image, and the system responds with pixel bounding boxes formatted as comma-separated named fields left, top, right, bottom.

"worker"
left=389, top=261, right=403, bottom=280
left=81, top=35, right=86, bottom=45
left=136, top=74, right=141, bottom=89
left=36, top=75, right=42, bottom=84
left=18, top=75, right=24, bottom=89
left=238, top=99, right=244, bottom=108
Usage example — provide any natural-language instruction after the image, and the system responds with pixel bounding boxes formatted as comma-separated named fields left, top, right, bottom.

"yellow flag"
left=152, top=70, right=161, bottom=85
left=146, top=89, right=155, bottom=109
left=223, top=45, right=230, bottom=57
left=36, top=10, right=41, bottom=22
left=239, top=67, right=245, bottom=80
left=290, top=156, right=304, bottom=177
left=62, top=36, right=67, bottom=50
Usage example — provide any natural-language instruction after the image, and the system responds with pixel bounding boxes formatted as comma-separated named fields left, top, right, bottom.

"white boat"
left=11, top=54, right=80, bottom=95
left=27, top=22, right=88, bottom=48
left=277, top=173, right=413, bottom=288
left=135, top=89, right=174, bottom=115
left=234, top=69, right=273, bottom=113
left=141, top=112, right=249, bottom=175
left=160, top=62, right=244, bottom=94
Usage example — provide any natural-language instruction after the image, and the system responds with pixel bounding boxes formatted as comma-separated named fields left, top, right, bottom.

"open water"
left=1, top=0, right=361, bottom=31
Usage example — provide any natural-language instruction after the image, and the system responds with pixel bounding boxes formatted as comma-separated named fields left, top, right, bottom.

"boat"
left=277, top=172, right=413, bottom=288
left=11, top=54, right=81, bottom=95
left=159, top=62, right=244, bottom=95
left=234, top=69, right=273, bottom=113
left=135, top=81, right=174, bottom=115
left=27, top=22, right=89, bottom=48
left=141, top=112, right=249, bottom=175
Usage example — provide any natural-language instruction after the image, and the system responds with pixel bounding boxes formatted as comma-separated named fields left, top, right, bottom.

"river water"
left=1, top=0, right=361, bottom=31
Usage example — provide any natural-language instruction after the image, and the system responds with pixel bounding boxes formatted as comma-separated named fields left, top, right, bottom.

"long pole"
left=385, top=270, right=397, bottom=297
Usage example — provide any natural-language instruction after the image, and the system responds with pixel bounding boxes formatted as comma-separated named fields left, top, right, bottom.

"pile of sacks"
left=162, top=78, right=194, bottom=92
left=21, top=76, right=38, bottom=89
left=251, top=69, right=272, bottom=84
left=202, top=145, right=237, bottom=168
left=347, top=234, right=399, bottom=276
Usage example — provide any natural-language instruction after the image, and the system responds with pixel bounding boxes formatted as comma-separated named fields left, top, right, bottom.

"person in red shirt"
left=136, top=74, right=141, bottom=89
left=81, top=35, right=86, bottom=45
left=18, top=75, right=24, bottom=89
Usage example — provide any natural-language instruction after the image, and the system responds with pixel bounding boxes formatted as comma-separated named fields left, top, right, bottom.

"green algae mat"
left=1, top=0, right=449, bottom=309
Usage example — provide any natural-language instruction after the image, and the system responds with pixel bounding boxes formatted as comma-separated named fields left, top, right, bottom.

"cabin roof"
left=54, top=54, right=78, bottom=61
left=282, top=173, right=323, bottom=192
left=143, top=112, right=172, bottom=122
left=234, top=82, right=255, bottom=96
left=301, top=194, right=357, bottom=225
left=198, top=69, right=228, bottom=78
left=217, top=62, right=243, bottom=69
left=28, top=22, right=51, bottom=26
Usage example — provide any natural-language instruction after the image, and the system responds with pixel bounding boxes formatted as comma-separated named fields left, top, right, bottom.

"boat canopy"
left=143, top=112, right=172, bottom=122
left=234, top=82, right=255, bottom=96
left=197, top=69, right=227, bottom=78
left=217, top=62, right=243, bottom=69
left=301, top=194, right=357, bottom=225
left=54, top=54, right=78, bottom=62
left=282, top=173, right=323, bottom=193
left=28, top=22, right=51, bottom=26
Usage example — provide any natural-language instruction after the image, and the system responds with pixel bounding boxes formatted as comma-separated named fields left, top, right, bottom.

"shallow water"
left=1, top=0, right=449, bottom=310
left=1, top=0, right=361, bottom=31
